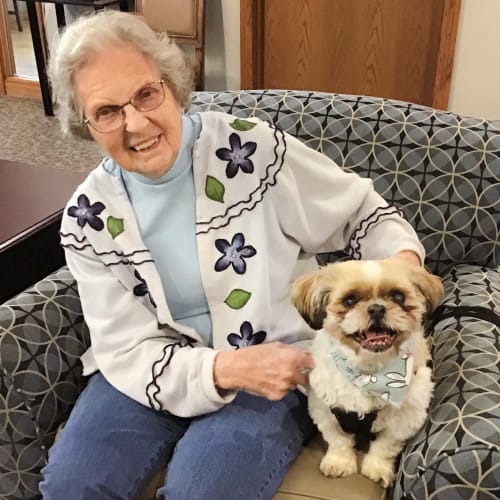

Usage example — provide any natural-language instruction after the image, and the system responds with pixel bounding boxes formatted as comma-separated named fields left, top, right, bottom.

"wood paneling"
left=432, top=0, right=461, bottom=109
left=5, top=76, right=41, bottom=98
left=241, top=0, right=461, bottom=109
left=240, top=0, right=263, bottom=89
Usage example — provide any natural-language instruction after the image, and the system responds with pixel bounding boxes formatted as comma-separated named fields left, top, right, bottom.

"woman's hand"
left=213, top=342, right=315, bottom=400
left=394, top=250, right=421, bottom=266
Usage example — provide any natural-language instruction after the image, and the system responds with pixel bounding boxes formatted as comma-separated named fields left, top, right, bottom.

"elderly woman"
left=42, top=10, right=424, bottom=500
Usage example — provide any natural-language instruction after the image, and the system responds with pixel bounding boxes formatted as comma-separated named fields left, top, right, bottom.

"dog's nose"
left=368, top=304, right=386, bottom=320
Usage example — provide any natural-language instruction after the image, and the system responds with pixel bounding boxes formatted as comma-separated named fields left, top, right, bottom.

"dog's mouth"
left=351, top=326, right=397, bottom=352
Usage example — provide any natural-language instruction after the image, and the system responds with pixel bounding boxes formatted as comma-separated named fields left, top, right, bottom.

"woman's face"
left=74, top=43, right=183, bottom=178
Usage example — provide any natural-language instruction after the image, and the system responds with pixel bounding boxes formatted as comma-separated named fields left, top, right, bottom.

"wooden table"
left=20, top=0, right=132, bottom=116
left=0, top=159, right=86, bottom=302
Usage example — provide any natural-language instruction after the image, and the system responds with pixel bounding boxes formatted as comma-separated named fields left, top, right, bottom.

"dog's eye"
left=342, top=294, right=358, bottom=307
left=390, top=290, right=405, bottom=305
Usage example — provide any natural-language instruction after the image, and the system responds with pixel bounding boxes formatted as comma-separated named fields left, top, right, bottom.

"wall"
left=447, top=0, right=500, bottom=119
left=204, top=0, right=240, bottom=90
left=205, top=0, right=500, bottom=120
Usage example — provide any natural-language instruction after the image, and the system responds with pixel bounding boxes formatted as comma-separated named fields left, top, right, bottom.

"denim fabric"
left=39, top=373, right=315, bottom=500
left=161, top=386, right=316, bottom=500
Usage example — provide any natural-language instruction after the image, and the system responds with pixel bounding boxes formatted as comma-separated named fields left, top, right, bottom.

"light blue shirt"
left=120, top=114, right=213, bottom=345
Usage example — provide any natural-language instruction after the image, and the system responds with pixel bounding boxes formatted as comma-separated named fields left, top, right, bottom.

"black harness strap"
left=330, top=407, right=379, bottom=452
left=426, top=304, right=500, bottom=331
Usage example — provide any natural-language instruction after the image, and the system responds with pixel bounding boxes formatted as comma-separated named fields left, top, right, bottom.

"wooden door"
left=241, top=0, right=461, bottom=109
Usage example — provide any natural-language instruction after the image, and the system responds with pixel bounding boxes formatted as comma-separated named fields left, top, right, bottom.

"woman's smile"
left=129, top=134, right=162, bottom=153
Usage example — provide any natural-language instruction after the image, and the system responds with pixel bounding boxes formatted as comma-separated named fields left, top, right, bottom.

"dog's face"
left=292, top=259, right=443, bottom=356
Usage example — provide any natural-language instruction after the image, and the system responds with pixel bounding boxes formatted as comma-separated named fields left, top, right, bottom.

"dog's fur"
left=292, top=259, right=443, bottom=487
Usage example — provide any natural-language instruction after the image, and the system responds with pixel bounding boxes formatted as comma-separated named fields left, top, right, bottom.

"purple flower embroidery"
left=67, top=194, right=105, bottom=231
left=214, top=233, right=257, bottom=274
left=133, top=270, right=156, bottom=308
left=227, top=321, right=267, bottom=349
left=216, top=133, right=257, bottom=178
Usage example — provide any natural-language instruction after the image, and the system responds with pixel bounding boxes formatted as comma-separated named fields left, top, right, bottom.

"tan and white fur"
left=292, top=259, right=443, bottom=487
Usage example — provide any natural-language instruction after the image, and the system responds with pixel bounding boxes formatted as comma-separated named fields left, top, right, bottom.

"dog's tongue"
left=366, top=330, right=387, bottom=340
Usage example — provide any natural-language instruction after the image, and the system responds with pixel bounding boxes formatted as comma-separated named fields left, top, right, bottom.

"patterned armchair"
left=1, top=90, right=498, bottom=500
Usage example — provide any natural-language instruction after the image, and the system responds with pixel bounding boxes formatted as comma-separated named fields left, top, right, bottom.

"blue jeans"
left=39, top=373, right=315, bottom=500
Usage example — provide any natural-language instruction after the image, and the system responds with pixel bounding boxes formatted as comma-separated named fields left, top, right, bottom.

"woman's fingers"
left=299, top=351, right=315, bottom=371
left=248, top=343, right=314, bottom=398
left=213, top=342, right=314, bottom=400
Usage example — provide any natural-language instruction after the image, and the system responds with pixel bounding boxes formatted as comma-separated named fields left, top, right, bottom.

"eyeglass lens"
left=89, top=81, right=165, bottom=132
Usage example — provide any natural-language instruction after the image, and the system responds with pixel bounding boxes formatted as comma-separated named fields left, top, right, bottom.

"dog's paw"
left=360, top=454, right=395, bottom=488
left=320, top=448, right=358, bottom=478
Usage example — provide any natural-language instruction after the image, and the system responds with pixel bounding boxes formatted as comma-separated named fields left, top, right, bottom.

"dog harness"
left=330, top=407, right=379, bottom=452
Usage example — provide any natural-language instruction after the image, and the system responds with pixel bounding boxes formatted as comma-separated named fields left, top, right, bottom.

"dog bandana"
left=329, top=338, right=415, bottom=408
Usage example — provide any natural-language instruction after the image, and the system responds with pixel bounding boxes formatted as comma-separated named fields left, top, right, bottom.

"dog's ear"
left=411, top=267, right=444, bottom=312
left=291, top=271, right=330, bottom=330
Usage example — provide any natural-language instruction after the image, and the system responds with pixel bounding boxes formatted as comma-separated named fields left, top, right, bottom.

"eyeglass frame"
left=82, top=80, right=166, bottom=133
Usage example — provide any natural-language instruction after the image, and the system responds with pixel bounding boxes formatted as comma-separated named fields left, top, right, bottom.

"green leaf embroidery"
left=230, top=119, right=257, bottom=132
left=224, top=289, right=251, bottom=309
left=107, top=216, right=124, bottom=239
left=205, top=175, right=225, bottom=203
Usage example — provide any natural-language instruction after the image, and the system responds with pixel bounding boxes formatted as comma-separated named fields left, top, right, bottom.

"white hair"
left=48, top=10, right=193, bottom=138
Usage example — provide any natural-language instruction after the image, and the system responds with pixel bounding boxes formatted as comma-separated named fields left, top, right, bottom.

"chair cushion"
left=393, top=264, right=500, bottom=499
left=0, top=377, right=45, bottom=499
left=0, top=264, right=89, bottom=498
left=274, top=434, right=386, bottom=500
left=440, top=263, right=499, bottom=310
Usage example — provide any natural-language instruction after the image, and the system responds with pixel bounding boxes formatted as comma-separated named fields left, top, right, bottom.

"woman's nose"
left=122, top=104, right=150, bottom=132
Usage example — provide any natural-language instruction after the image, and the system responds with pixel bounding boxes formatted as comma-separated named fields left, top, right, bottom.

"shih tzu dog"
left=292, top=259, right=443, bottom=487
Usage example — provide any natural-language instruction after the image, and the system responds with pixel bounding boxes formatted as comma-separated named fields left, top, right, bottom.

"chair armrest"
left=393, top=314, right=500, bottom=499
left=0, top=266, right=90, bottom=498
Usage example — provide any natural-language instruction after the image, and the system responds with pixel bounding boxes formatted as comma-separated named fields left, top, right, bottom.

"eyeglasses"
left=83, top=80, right=166, bottom=133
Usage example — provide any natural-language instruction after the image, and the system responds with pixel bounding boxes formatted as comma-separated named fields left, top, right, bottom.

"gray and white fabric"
left=1, top=90, right=499, bottom=499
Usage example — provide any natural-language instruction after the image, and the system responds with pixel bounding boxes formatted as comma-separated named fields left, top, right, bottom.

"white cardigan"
left=60, top=111, right=425, bottom=417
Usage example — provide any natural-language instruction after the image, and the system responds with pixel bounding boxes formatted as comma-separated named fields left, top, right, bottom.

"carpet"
left=0, top=95, right=103, bottom=172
